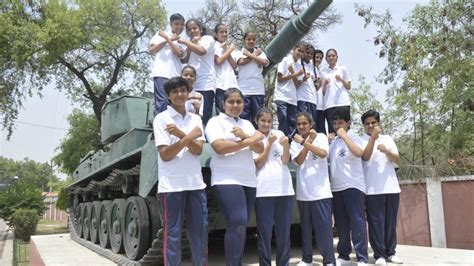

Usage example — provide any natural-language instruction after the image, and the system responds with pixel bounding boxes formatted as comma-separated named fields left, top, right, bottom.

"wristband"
left=300, top=138, right=306, bottom=146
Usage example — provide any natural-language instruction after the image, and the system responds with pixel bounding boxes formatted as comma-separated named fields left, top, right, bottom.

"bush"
left=11, top=209, right=39, bottom=241
left=0, top=179, right=46, bottom=226
left=56, top=186, right=68, bottom=211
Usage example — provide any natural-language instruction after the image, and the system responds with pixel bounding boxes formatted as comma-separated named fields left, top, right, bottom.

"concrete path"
left=30, top=232, right=474, bottom=265
left=31, top=234, right=116, bottom=266
left=0, top=218, right=13, bottom=266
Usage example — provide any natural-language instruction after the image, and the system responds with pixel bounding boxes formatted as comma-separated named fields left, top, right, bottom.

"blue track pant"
left=366, top=193, right=399, bottom=260
left=298, top=198, right=336, bottom=265
left=255, top=195, right=294, bottom=266
left=213, top=185, right=256, bottom=266
left=159, top=190, right=208, bottom=266
left=332, top=188, right=368, bottom=263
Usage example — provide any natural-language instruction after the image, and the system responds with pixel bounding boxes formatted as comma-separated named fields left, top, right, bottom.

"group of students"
left=150, top=13, right=403, bottom=266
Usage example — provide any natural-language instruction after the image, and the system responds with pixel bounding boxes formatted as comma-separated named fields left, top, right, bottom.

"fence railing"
left=12, top=239, right=29, bottom=266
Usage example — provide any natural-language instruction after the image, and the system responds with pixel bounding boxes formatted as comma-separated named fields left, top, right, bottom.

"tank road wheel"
left=82, top=202, right=92, bottom=240
left=99, top=200, right=112, bottom=249
left=74, top=203, right=84, bottom=238
left=123, top=196, right=151, bottom=260
left=89, top=201, right=101, bottom=244
left=109, top=198, right=127, bottom=253
left=145, top=196, right=161, bottom=245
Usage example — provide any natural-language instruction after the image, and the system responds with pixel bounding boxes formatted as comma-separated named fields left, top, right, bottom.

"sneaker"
left=357, top=262, right=367, bottom=266
left=296, top=261, right=313, bottom=266
left=375, top=257, right=387, bottom=265
left=337, top=258, right=352, bottom=265
left=387, top=255, right=403, bottom=264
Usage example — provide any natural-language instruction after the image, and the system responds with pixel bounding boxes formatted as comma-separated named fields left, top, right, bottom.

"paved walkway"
left=29, top=233, right=474, bottom=265
left=31, top=234, right=116, bottom=265
left=0, top=218, right=13, bottom=266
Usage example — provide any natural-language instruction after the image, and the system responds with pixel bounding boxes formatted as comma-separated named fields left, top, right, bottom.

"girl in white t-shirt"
left=294, top=43, right=318, bottom=130
left=321, top=48, right=352, bottom=134
left=204, top=88, right=264, bottom=266
left=181, top=65, right=204, bottom=116
left=253, top=107, right=294, bottom=266
left=289, top=112, right=336, bottom=266
left=313, top=49, right=326, bottom=135
left=236, top=31, right=269, bottom=123
left=273, top=42, right=305, bottom=136
left=179, top=19, right=216, bottom=126
left=214, top=23, right=238, bottom=114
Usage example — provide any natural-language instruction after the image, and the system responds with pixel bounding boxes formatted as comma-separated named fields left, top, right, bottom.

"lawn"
left=35, top=219, right=69, bottom=235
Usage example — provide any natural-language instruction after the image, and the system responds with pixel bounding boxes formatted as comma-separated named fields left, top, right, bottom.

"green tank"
left=67, top=0, right=332, bottom=264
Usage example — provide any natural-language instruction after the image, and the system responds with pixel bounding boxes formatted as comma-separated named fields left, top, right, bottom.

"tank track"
left=68, top=166, right=191, bottom=265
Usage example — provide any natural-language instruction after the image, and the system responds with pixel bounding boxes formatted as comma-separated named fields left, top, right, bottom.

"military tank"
left=67, top=0, right=332, bottom=264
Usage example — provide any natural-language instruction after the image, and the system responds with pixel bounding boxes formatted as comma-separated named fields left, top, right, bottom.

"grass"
left=35, top=219, right=69, bottom=235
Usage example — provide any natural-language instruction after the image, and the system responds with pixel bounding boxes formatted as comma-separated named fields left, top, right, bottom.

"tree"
left=355, top=1, right=473, bottom=172
left=1, top=0, right=166, bottom=138
left=350, top=75, right=384, bottom=135
left=0, top=156, right=58, bottom=191
left=53, top=109, right=101, bottom=175
left=0, top=179, right=46, bottom=226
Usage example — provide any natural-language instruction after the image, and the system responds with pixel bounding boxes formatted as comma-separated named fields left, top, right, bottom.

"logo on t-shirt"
left=312, top=153, right=318, bottom=160
left=273, top=150, right=281, bottom=158
left=338, top=149, right=347, bottom=157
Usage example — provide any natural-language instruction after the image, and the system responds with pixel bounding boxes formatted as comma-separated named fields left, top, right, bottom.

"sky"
left=0, top=0, right=429, bottom=171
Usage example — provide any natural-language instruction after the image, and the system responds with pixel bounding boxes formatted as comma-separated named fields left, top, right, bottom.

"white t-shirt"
left=205, top=113, right=257, bottom=187
left=315, top=66, right=325, bottom=110
left=188, top=35, right=216, bottom=92
left=153, top=106, right=206, bottom=193
left=273, top=54, right=297, bottom=105
left=328, top=130, right=365, bottom=193
left=215, top=43, right=238, bottom=90
left=235, top=49, right=269, bottom=95
left=290, top=133, right=332, bottom=201
left=295, top=61, right=317, bottom=104
left=362, top=134, right=401, bottom=195
left=253, top=130, right=294, bottom=198
left=149, top=31, right=186, bottom=79
left=322, top=64, right=351, bottom=109
left=185, top=90, right=204, bottom=117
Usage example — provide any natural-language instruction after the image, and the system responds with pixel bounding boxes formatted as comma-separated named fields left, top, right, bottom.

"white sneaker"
left=375, top=257, right=387, bottom=265
left=337, top=258, right=352, bottom=265
left=357, top=262, right=367, bottom=266
left=296, top=261, right=313, bottom=266
left=387, top=255, right=403, bottom=264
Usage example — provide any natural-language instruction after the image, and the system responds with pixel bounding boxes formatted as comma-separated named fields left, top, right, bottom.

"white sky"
left=0, top=0, right=428, bottom=170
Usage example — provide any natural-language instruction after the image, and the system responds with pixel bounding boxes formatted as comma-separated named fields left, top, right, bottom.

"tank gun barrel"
left=263, top=0, right=333, bottom=75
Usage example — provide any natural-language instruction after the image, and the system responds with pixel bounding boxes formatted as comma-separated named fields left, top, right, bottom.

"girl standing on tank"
left=273, top=42, right=306, bottom=136
left=294, top=43, right=318, bottom=128
left=235, top=31, right=269, bottom=123
left=290, top=112, right=336, bottom=266
left=205, top=88, right=264, bottom=266
left=179, top=19, right=216, bottom=126
left=321, top=48, right=352, bottom=134
left=253, top=107, right=294, bottom=266
left=214, top=23, right=238, bottom=114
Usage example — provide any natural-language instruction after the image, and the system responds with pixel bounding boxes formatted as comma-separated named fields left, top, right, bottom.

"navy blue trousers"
left=153, top=77, right=169, bottom=114
left=241, top=95, right=264, bottom=125
left=324, top=106, right=350, bottom=134
left=196, top=90, right=214, bottom=126
left=275, top=100, right=297, bottom=136
left=213, top=185, right=256, bottom=266
left=297, top=101, right=318, bottom=131
left=315, top=110, right=326, bottom=135
left=332, top=188, right=368, bottom=263
left=159, top=190, right=208, bottom=266
left=298, top=199, right=336, bottom=265
left=366, top=193, right=399, bottom=260
left=255, top=196, right=294, bottom=266
left=215, top=88, right=226, bottom=114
